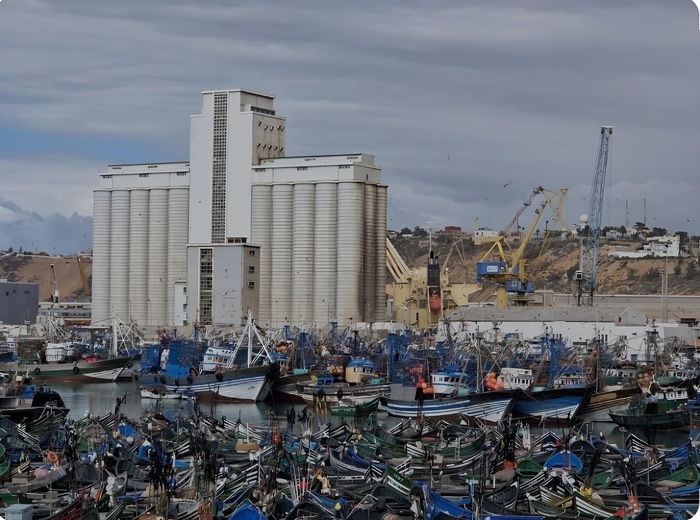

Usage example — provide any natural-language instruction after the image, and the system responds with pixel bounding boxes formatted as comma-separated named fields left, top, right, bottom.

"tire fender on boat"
left=34, top=367, right=41, bottom=375
left=72, top=366, right=80, bottom=375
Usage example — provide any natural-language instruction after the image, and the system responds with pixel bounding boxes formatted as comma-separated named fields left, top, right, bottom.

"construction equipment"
left=576, top=126, right=613, bottom=306
left=77, top=256, right=91, bottom=296
left=476, top=187, right=570, bottom=308
left=386, top=238, right=411, bottom=284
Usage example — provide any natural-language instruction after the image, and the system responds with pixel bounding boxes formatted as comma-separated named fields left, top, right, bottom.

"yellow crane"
left=476, top=187, right=569, bottom=308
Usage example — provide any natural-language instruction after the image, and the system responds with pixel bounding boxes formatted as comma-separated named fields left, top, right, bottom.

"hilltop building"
left=609, top=235, right=681, bottom=259
left=92, top=89, right=385, bottom=331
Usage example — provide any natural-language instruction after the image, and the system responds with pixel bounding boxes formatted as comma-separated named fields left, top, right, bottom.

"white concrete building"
left=609, top=235, right=681, bottom=259
left=92, top=162, right=190, bottom=328
left=185, top=244, right=260, bottom=327
left=251, top=154, right=387, bottom=328
left=189, top=89, right=285, bottom=244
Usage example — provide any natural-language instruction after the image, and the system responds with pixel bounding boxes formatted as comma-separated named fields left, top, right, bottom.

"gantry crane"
left=476, top=187, right=570, bottom=308
left=576, top=126, right=613, bottom=306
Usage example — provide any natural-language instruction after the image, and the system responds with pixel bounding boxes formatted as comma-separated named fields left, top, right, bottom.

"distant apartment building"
left=438, top=226, right=467, bottom=238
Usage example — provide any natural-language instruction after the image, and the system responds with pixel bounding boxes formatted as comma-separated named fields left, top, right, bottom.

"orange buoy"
left=47, top=451, right=59, bottom=465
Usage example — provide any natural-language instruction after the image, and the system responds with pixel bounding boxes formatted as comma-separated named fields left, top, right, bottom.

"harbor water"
left=51, top=380, right=692, bottom=449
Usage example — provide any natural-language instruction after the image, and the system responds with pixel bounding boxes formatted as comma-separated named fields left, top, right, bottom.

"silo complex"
left=252, top=154, right=386, bottom=328
left=93, top=90, right=386, bottom=332
left=91, top=162, right=191, bottom=329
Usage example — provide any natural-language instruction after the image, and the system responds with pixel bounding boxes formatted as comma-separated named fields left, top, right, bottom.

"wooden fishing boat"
left=609, top=387, right=690, bottom=429
left=329, top=396, right=380, bottom=416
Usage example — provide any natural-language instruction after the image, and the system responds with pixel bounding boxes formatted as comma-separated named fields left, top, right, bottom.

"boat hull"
left=0, top=356, right=135, bottom=383
left=609, top=409, right=690, bottom=429
left=512, top=386, right=591, bottom=424
left=162, top=365, right=272, bottom=403
left=379, top=392, right=515, bottom=423
left=575, top=385, right=640, bottom=421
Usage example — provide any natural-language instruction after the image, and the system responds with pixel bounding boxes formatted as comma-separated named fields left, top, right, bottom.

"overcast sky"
left=1, top=0, right=700, bottom=252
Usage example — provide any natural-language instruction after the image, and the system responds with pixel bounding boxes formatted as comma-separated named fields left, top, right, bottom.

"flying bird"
left=447, top=155, right=451, bottom=160
left=503, top=181, right=512, bottom=188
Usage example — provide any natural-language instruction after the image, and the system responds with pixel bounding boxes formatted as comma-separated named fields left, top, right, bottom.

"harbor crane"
left=576, top=126, right=613, bottom=306
left=476, top=187, right=570, bottom=308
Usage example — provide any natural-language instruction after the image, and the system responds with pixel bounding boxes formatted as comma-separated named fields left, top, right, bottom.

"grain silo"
left=271, top=183, right=294, bottom=326
left=312, top=182, right=338, bottom=327
left=128, top=188, right=149, bottom=325
left=91, top=190, right=112, bottom=326
left=167, top=187, right=189, bottom=325
left=109, top=189, right=130, bottom=321
left=251, top=184, right=273, bottom=326
left=291, top=183, right=315, bottom=326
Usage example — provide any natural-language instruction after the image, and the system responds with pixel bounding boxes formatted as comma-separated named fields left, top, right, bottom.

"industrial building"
left=0, top=280, right=39, bottom=325
left=92, top=162, right=190, bottom=328
left=92, top=89, right=386, bottom=331
left=251, top=154, right=387, bottom=328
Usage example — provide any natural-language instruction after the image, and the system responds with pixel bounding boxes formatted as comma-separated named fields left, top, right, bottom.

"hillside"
left=0, top=254, right=91, bottom=302
left=390, top=235, right=700, bottom=296
left=1, top=237, right=699, bottom=304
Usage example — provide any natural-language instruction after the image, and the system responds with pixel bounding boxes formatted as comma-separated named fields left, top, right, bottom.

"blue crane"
left=576, top=126, right=613, bottom=306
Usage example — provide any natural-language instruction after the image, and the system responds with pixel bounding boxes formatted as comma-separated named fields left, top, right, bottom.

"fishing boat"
left=139, top=385, right=197, bottom=401
left=329, top=396, right=380, bottom=416
left=0, top=339, right=136, bottom=383
left=162, top=313, right=278, bottom=402
left=380, top=389, right=516, bottom=422
left=609, top=385, right=690, bottom=429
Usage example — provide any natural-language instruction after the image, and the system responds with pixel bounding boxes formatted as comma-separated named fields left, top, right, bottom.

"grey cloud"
left=1, top=0, right=699, bottom=251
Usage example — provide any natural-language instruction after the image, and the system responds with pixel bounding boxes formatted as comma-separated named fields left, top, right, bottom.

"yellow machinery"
left=476, top=188, right=570, bottom=308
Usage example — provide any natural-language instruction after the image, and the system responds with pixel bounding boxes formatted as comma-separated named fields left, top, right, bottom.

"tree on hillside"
left=650, top=227, right=667, bottom=237
left=675, top=231, right=689, bottom=244
left=399, top=227, right=412, bottom=235
left=413, top=226, right=428, bottom=237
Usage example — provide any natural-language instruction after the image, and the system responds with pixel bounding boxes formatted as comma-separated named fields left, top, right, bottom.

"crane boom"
left=576, top=126, right=613, bottom=306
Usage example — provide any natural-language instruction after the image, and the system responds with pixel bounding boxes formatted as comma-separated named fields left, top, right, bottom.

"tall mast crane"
left=576, top=126, right=613, bottom=306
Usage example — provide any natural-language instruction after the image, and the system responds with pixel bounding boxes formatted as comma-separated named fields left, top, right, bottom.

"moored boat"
left=609, top=385, right=690, bottom=429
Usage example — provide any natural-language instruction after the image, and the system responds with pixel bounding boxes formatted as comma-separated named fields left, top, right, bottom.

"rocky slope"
left=390, top=235, right=700, bottom=295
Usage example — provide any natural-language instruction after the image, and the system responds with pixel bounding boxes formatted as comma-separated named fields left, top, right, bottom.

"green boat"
left=609, top=387, right=689, bottom=429
left=330, top=396, right=380, bottom=416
